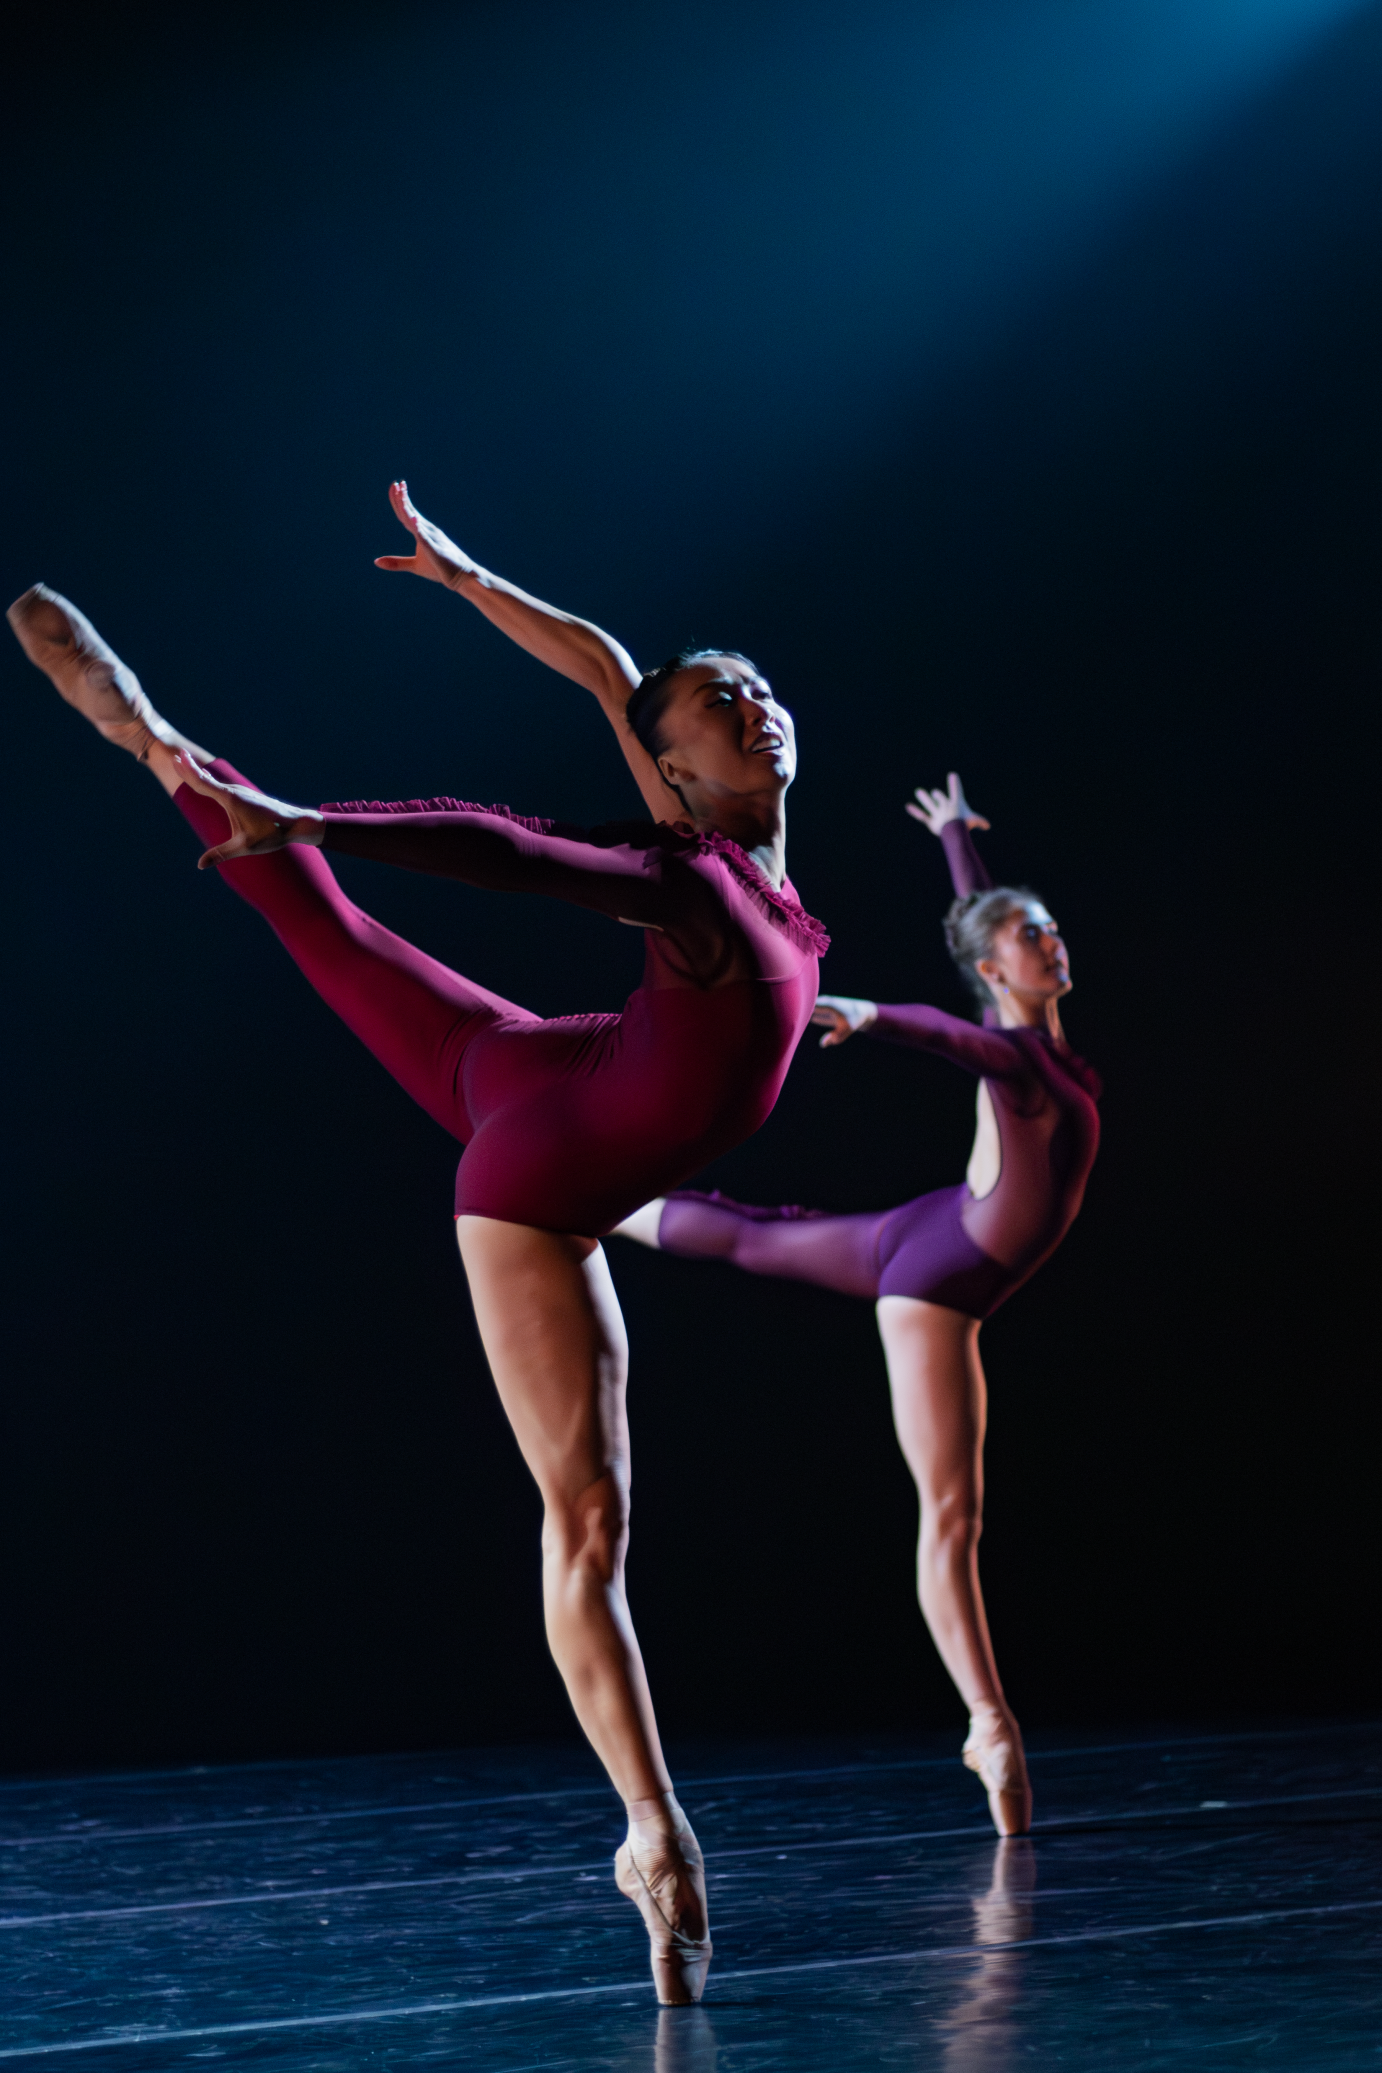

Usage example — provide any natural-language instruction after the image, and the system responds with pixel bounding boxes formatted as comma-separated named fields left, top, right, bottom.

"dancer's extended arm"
left=813, top=774, right=1007, bottom=1060
left=907, top=772, right=992, bottom=896
left=812, top=993, right=1016, bottom=1074
left=178, top=761, right=736, bottom=975
left=864, top=1000, right=1019, bottom=1077
left=375, top=482, right=674, bottom=821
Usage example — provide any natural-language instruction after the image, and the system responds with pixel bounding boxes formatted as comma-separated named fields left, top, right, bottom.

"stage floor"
left=0, top=1720, right=1376, bottom=2069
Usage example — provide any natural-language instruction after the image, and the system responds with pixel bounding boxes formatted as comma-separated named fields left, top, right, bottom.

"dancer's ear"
left=976, top=956, right=1007, bottom=1003
left=654, top=753, right=692, bottom=809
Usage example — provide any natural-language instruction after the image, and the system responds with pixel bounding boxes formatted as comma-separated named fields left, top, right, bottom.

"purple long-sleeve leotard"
left=173, top=765, right=825, bottom=1237
left=656, top=821, right=1100, bottom=1318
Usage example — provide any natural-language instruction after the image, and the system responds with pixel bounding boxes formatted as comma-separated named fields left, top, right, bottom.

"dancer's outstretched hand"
left=812, top=994, right=878, bottom=1047
left=374, top=481, right=477, bottom=589
left=906, top=772, right=990, bottom=836
left=172, top=754, right=324, bottom=869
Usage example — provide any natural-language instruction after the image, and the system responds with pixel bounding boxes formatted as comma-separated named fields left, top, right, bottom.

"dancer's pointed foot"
left=963, top=1702, right=1033, bottom=1837
left=614, top=1794, right=712, bottom=2005
left=7, top=584, right=214, bottom=764
left=170, top=754, right=324, bottom=869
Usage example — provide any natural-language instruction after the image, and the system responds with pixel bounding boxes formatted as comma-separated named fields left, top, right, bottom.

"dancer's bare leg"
left=460, top=1209, right=712, bottom=1997
left=876, top=1295, right=1031, bottom=1834
left=457, top=1217, right=665, bottom=1797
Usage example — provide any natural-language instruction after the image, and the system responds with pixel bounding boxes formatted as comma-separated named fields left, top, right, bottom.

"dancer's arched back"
left=615, top=775, right=1100, bottom=1834
left=8, top=483, right=827, bottom=2002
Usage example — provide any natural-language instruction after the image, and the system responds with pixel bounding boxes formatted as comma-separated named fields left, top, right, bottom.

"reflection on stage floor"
left=0, top=1718, right=1377, bottom=2068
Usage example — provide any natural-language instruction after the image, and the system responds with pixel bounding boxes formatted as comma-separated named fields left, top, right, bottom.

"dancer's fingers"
left=904, top=802, right=929, bottom=823
left=197, top=823, right=286, bottom=869
left=389, top=479, right=420, bottom=529
left=172, top=748, right=214, bottom=792
left=374, top=554, right=417, bottom=572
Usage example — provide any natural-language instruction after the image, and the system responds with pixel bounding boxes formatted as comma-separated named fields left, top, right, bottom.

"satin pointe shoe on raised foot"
left=7, top=584, right=213, bottom=762
left=963, top=1703, right=1033, bottom=1837
left=615, top=1797, right=712, bottom=2005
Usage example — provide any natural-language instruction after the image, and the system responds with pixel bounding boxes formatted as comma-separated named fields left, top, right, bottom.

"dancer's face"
left=977, top=902, right=1071, bottom=1007
left=653, top=658, right=796, bottom=814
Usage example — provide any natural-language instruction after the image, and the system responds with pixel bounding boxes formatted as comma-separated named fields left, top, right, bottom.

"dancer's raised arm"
left=375, top=482, right=672, bottom=819
left=907, top=772, right=992, bottom=897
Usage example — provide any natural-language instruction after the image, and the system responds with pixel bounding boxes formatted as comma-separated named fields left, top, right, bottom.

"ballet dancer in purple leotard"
left=615, top=774, right=1100, bottom=1835
left=8, top=484, right=830, bottom=2004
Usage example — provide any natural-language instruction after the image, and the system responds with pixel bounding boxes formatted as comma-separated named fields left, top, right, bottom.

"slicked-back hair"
left=944, top=885, right=1041, bottom=1015
left=625, top=648, right=756, bottom=762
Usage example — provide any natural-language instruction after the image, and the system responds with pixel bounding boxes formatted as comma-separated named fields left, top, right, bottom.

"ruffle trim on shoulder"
left=321, top=797, right=585, bottom=839
left=319, top=800, right=830, bottom=955
left=687, top=828, right=830, bottom=957
left=520, top=813, right=831, bottom=956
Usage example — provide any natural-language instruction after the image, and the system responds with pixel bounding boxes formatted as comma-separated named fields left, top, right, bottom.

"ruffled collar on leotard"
left=593, top=817, right=828, bottom=957
left=322, top=797, right=830, bottom=958
left=676, top=826, right=830, bottom=957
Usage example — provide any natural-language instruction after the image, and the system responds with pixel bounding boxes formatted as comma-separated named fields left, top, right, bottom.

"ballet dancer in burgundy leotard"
left=7, top=482, right=826, bottom=2003
left=616, top=774, right=1100, bottom=1835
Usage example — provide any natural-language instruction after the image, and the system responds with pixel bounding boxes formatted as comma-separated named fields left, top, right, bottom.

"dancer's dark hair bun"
left=944, top=885, right=1041, bottom=1014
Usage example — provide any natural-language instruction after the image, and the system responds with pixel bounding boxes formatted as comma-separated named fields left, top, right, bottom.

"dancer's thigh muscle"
left=456, top=1217, right=630, bottom=1507
left=876, top=1297, right=985, bottom=1510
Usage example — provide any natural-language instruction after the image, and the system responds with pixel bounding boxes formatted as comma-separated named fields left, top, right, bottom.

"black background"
left=2, top=0, right=1378, bottom=1772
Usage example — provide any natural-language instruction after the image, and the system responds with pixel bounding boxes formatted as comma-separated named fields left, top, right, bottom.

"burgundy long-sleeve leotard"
left=656, top=822, right=1100, bottom=1318
left=173, top=765, right=825, bottom=1236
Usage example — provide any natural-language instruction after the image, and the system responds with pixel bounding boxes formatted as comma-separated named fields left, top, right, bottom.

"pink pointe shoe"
left=963, top=1702, right=1033, bottom=1837
left=614, top=1795, right=712, bottom=2005
left=6, top=583, right=213, bottom=763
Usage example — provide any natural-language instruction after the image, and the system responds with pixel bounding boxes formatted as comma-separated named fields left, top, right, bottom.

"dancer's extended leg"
left=651, top=1191, right=885, bottom=1300
left=9, top=582, right=520, bottom=1136
left=457, top=1216, right=711, bottom=2002
left=170, top=761, right=529, bottom=1137
left=875, top=1296, right=1031, bottom=1834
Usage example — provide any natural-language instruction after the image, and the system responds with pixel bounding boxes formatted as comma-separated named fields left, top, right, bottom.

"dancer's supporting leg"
left=10, top=585, right=710, bottom=2000
left=876, top=1297, right=1030, bottom=1835
left=458, top=1217, right=710, bottom=2002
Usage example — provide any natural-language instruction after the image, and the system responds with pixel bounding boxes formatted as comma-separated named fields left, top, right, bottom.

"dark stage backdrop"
left=2, top=0, right=1378, bottom=1771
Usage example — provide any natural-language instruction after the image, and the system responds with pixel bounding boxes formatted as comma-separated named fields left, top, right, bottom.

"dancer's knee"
left=922, top=1485, right=983, bottom=1559
left=541, top=1472, right=629, bottom=1589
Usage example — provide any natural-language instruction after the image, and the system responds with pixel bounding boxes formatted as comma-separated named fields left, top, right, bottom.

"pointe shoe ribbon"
left=614, top=1819, right=712, bottom=2006
left=7, top=584, right=215, bottom=763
